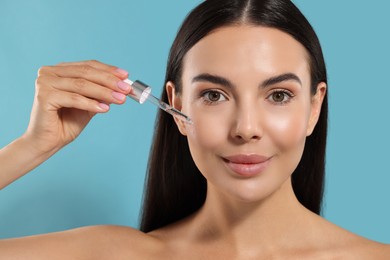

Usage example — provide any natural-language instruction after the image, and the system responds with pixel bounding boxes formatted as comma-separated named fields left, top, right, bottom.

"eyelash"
left=200, top=90, right=227, bottom=105
left=199, top=89, right=295, bottom=105
left=266, top=89, right=295, bottom=105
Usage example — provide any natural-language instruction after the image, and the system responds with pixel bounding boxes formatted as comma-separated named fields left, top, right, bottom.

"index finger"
left=56, top=60, right=129, bottom=79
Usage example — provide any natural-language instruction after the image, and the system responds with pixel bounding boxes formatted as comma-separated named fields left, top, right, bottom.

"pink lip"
left=222, top=154, right=272, bottom=177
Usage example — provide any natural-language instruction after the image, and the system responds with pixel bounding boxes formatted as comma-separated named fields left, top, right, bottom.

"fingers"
left=36, top=60, right=133, bottom=114
left=56, top=60, right=129, bottom=79
left=35, top=75, right=110, bottom=114
left=39, top=63, right=132, bottom=95
left=43, top=75, right=128, bottom=105
left=49, top=90, right=110, bottom=113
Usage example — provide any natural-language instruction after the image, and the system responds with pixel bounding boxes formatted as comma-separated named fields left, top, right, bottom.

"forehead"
left=182, top=25, right=310, bottom=85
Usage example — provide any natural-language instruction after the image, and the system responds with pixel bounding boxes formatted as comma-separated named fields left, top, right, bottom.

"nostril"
left=234, top=133, right=261, bottom=142
left=231, top=113, right=263, bottom=142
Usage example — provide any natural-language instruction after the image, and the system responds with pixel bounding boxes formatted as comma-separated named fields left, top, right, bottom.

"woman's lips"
left=222, top=154, right=272, bottom=177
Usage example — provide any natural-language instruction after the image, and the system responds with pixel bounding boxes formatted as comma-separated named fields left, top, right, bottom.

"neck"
left=189, top=178, right=317, bottom=250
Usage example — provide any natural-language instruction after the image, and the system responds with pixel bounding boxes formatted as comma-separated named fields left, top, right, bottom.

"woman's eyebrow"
left=262, top=73, right=302, bottom=88
left=192, top=73, right=235, bottom=88
left=192, top=73, right=302, bottom=89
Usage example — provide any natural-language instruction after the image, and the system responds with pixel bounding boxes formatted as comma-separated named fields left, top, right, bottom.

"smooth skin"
left=1, top=26, right=389, bottom=259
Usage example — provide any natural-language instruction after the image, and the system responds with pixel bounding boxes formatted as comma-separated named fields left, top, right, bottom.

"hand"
left=24, top=60, right=132, bottom=155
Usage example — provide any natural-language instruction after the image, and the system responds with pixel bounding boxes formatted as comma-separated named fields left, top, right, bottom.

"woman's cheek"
left=187, top=107, right=228, bottom=150
left=264, top=108, right=309, bottom=150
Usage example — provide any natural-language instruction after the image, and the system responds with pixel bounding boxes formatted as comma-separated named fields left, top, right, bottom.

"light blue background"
left=0, top=0, right=389, bottom=243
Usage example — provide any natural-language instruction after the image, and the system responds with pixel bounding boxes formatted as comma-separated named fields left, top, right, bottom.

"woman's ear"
left=166, top=81, right=188, bottom=136
left=307, top=82, right=327, bottom=136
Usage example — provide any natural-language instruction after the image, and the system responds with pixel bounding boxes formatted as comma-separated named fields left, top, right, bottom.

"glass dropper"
left=124, top=79, right=193, bottom=125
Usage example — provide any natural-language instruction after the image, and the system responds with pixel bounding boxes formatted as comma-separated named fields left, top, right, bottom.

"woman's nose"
left=230, top=105, right=263, bottom=143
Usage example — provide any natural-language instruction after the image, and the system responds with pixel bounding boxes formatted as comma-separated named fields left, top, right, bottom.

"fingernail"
left=115, top=68, right=128, bottom=77
left=112, top=91, right=126, bottom=101
left=117, top=80, right=131, bottom=92
left=98, top=103, right=110, bottom=111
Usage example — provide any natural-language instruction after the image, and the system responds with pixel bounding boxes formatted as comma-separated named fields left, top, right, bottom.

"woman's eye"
left=267, top=90, right=294, bottom=104
left=201, top=90, right=227, bottom=104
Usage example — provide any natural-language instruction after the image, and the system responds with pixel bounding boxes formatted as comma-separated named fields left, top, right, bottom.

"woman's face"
left=169, top=26, right=325, bottom=202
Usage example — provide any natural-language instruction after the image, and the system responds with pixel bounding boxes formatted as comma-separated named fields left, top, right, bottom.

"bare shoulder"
left=347, top=236, right=390, bottom=259
left=313, top=215, right=390, bottom=259
left=76, top=225, right=165, bottom=258
left=0, top=225, right=163, bottom=260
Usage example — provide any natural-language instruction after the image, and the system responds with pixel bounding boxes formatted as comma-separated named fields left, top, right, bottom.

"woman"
left=0, top=0, right=389, bottom=258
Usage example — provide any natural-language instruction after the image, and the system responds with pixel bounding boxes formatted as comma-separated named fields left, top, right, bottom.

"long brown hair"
left=140, top=0, right=328, bottom=232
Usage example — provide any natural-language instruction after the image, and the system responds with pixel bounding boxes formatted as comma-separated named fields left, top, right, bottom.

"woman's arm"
left=0, top=61, right=143, bottom=258
left=0, top=227, right=100, bottom=259
left=0, top=60, right=131, bottom=190
left=0, top=135, right=57, bottom=189
left=0, top=225, right=160, bottom=259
